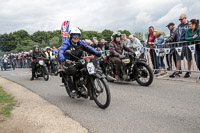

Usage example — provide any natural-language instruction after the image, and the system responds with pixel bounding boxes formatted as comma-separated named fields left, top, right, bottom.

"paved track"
left=0, top=68, right=200, bottom=133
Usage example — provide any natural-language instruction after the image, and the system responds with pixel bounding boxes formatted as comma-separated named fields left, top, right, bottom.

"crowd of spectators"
left=1, top=13, right=199, bottom=79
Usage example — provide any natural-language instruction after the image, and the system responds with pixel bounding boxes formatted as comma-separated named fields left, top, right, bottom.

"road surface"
left=0, top=68, right=200, bottom=133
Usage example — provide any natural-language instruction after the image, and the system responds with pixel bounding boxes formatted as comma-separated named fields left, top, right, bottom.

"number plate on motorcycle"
left=87, top=62, right=96, bottom=74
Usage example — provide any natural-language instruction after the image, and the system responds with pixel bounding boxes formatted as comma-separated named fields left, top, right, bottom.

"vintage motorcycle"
left=50, top=55, right=59, bottom=76
left=60, top=50, right=111, bottom=109
left=35, top=57, right=49, bottom=81
left=100, top=51, right=154, bottom=86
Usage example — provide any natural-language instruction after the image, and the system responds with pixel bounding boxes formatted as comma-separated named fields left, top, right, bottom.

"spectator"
left=170, top=14, right=191, bottom=78
left=84, top=39, right=92, bottom=46
left=93, top=40, right=102, bottom=51
left=93, top=37, right=97, bottom=43
left=101, top=39, right=109, bottom=55
left=52, top=46, right=58, bottom=55
left=121, top=34, right=130, bottom=46
left=111, top=36, right=114, bottom=42
left=154, top=30, right=166, bottom=75
left=83, top=39, right=93, bottom=56
left=26, top=51, right=31, bottom=68
left=164, top=22, right=177, bottom=70
left=185, top=19, right=200, bottom=70
left=128, top=35, right=144, bottom=53
left=146, top=26, right=159, bottom=74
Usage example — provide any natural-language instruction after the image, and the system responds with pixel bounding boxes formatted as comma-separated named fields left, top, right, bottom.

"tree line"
left=0, top=29, right=166, bottom=53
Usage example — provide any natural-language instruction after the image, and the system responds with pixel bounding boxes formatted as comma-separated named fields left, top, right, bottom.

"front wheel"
left=91, top=78, right=111, bottom=109
left=12, top=62, right=15, bottom=70
left=135, top=64, right=153, bottom=86
left=43, top=66, right=49, bottom=81
left=52, top=65, right=58, bottom=76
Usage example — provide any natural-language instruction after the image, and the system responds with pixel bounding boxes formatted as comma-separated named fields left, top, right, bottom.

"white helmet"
left=45, top=46, right=51, bottom=50
left=69, top=27, right=81, bottom=38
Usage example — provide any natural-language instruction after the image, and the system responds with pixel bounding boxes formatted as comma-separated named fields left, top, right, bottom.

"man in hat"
left=163, top=22, right=177, bottom=70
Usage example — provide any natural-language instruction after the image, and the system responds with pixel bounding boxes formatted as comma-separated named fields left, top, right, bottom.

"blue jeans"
left=158, top=56, right=165, bottom=69
left=195, top=50, right=200, bottom=70
left=151, top=49, right=159, bottom=69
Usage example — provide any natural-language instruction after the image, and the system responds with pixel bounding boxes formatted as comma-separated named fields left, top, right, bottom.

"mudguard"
left=135, top=59, right=148, bottom=67
left=91, top=73, right=106, bottom=79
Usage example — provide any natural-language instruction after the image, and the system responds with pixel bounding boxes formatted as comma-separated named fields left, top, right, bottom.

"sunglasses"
left=72, top=36, right=80, bottom=39
left=179, top=17, right=185, bottom=21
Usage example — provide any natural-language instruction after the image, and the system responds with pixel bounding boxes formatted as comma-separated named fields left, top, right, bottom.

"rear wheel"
left=135, top=64, right=153, bottom=86
left=43, top=66, right=49, bottom=81
left=91, top=78, right=111, bottom=109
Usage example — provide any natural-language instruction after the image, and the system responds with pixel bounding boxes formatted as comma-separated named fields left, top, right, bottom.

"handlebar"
left=83, top=56, right=94, bottom=59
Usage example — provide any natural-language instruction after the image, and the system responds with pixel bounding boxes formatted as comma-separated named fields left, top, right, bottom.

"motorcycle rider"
left=59, top=27, right=101, bottom=97
left=109, top=32, right=134, bottom=80
left=30, top=45, right=46, bottom=81
left=45, top=46, right=53, bottom=73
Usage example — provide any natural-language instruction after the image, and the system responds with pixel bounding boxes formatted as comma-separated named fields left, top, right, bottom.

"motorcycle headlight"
left=135, top=51, right=141, bottom=58
left=80, top=59, right=85, bottom=65
left=39, top=60, right=44, bottom=65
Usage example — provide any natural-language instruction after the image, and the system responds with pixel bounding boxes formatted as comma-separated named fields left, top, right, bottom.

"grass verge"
left=0, top=86, right=15, bottom=122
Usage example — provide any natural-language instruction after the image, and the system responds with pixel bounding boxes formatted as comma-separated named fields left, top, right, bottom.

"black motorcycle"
left=60, top=50, right=111, bottom=109
left=35, top=57, right=49, bottom=81
left=101, top=51, right=154, bottom=86
left=51, top=55, right=59, bottom=76
left=11, top=59, right=16, bottom=70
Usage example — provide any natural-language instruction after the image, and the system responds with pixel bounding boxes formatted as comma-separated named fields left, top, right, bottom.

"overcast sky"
left=0, top=0, right=199, bottom=36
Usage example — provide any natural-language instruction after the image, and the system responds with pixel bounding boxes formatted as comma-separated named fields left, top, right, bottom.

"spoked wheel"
left=43, top=67, right=49, bottom=81
left=65, top=85, right=72, bottom=98
left=62, top=74, right=72, bottom=97
left=105, top=64, right=115, bottom=82
left=53, top=65, right=58, bottom=76
left=91, top=78, right=111, bottom=109
left=135, top=64, right=153, bottom=86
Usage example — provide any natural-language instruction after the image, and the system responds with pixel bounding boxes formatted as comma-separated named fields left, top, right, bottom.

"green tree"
left=145, top=32, right=149, bottom=41
left=161, top=32, right=167, bottom=38
left=49, top=36, right=60, bottom=47
left=134, top=32, right=144, bottom=42
left=117, top=30, right=131, bottom=37
left=101, top=29, right=113, bottom=42
left=81, top=31, right=102, bottom=41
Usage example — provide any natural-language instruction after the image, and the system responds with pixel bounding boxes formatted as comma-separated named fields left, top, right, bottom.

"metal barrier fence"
left=142, top=40, right=200, bottom=82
